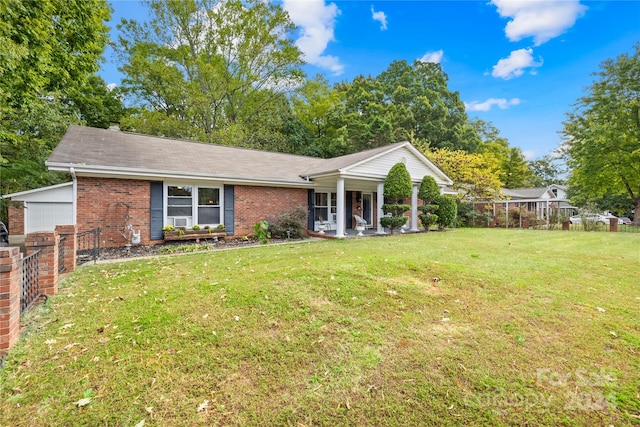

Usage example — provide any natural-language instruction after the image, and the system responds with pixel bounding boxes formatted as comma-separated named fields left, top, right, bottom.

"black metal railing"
left=21, top=249, right=41, bottom=315
left=77, top=227, right=101, bottom=265
left=58, top=235, right=66, bottom=273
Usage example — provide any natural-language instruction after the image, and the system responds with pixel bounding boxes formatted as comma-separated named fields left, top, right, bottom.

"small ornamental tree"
left=435, top=195, right=457, bottom=229
left=380, top=162, right=412, bottom=233
left=418, top=175, right=440, bottom=231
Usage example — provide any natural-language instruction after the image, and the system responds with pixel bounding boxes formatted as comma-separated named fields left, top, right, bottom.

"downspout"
left=70, top=167, right=77, bottom=226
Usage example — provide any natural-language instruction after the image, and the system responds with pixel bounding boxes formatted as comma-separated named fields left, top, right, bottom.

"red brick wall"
left=0, top=247, right=21, bottom=355
left=77, top=177, right=157, bottom=248
left=234, top=186, right=308, bottom=236
left=7, top=202, right=24, bottom=235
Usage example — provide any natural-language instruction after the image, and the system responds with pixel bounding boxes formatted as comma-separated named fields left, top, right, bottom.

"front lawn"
left=1, top=229, right=638, bottom=426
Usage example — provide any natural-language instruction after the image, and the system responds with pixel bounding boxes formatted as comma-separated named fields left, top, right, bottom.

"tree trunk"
left=634, top=198, right=640, bottom=226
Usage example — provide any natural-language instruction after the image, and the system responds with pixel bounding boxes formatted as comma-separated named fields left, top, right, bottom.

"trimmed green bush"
left=383, top=162, right=413, bottom=200
left=418, top=176, right=440, bottom=231
left=418, top=176, right=439, bottom=201
left=435, top=195, right=457, bottom=229
left=381, top=162, right=413, bottom=233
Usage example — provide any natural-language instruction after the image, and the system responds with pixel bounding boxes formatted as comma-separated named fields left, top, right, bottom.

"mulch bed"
left=96, top=237, right=301, bottom=261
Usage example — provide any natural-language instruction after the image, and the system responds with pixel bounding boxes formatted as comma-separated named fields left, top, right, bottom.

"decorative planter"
left=355, top=225, right=365, bottom=236
left=164, top=230, right=226, bottom=242
left=318, top=224, right=327, bottom=234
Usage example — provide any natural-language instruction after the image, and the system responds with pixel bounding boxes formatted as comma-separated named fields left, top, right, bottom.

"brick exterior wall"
left=75, top=178, right=311, bottom=247
left=76, top=177, right=157, bottom=248
left=7, top=201, right=24, bottom=235
left=234, top=186, right=308, bottom=236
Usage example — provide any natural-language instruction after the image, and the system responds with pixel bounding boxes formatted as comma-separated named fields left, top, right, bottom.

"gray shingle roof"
left=47, top=126, right=325, bottom=183
left=47, top=126, right=414, bottom=185
left=502, top=188, right=551, bottom=199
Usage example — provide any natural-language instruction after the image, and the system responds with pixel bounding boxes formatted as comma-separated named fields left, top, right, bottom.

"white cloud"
left=464, top=98, right=521, bottom=112
left=490, top=0, right=587, bottom=46
left=106, top=83, right=117, bottom=91
left=371, top=6, right=387, bottom=30
left=492, top=48, right=542, bottom=80
left=522, top=150, right=536, bottom=160
left=282, top=0, right=344, bottom=75
left=418, top=50, right=444, bottom=64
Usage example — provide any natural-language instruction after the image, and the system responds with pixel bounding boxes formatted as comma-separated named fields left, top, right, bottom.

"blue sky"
left=101, top=0, right=640, bottom=159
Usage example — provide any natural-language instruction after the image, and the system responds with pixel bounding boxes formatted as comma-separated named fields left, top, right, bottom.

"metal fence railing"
left=77, top=227, right=101, bottom=265
left=21, top=249, right=41, bottom=315
left=58, top=235, right=66, bottom=273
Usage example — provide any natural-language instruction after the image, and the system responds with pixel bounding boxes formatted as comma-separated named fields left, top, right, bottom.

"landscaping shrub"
left=418, top=176, right=439, bottom=230
left=435, top=195, right=457, bottom=229
left=381, top=162, right=412, bottom=233
left=269, top=207, right=308, bottom=239
left=253, top=220, right=270, bottom=244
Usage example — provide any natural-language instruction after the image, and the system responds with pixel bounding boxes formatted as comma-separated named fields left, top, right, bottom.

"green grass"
left=1, top=229, right=639, bottom=426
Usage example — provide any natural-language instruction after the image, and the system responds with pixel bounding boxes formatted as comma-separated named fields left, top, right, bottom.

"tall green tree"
left=67, top=75, right=125, bottom=129
left=0, top=0, right=111, bottom=210
left=562, top=45, right=640, bottom=224
left=528, top=155, right=566, bottom=187
left=501, top=147, right=537, bottom=188
left=332, top=60, right=480, bottom=154
left=427, top=148, right=502, bottom=202
left=117, top=0, right=304, bottom=146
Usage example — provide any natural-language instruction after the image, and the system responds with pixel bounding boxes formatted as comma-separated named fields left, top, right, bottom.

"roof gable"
left=2, top=182, right=73, bottom=202
left=305, top=142, right=452, bottom=185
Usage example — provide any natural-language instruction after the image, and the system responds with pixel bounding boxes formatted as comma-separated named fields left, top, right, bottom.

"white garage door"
left=26, top=202, right=73, bottom=233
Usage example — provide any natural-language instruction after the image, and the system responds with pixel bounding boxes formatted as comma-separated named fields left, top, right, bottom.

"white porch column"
left=505, top=201, right=509, bottom=229
left=335, top=178, right=345, bottom=238
left=410, top=184, right=419, bottom=231
left=376, top=182, right=385, bottom=234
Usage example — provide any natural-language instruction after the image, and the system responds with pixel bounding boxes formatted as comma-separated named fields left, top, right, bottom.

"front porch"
left=309, top=225, right=418, bottom=238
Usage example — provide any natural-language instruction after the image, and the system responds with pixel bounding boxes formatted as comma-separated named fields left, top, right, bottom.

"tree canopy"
left=117, top=0, right=304, bottom=146
left=562, top=44, right=640, bottom=224
left=0, top=0, right=112, bottom=201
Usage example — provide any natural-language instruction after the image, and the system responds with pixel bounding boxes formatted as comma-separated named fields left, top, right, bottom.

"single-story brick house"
left=5, top=125, right=453, bottom=247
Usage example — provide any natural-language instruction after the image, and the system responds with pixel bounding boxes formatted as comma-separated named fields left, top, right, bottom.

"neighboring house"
left=4, top=125, right=453, bottom=247
left=474, top=184, right=575, bottom=225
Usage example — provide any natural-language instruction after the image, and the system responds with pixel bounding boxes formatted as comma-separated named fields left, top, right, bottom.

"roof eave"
left=46, top=163, right=314, bottom=188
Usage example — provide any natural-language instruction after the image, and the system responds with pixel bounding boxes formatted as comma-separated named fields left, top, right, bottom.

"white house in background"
left=479, top=184, right=575, bottom=224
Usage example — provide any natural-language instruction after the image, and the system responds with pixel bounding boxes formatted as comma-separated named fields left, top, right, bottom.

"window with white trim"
left=314, top=192, right=336, bottom=223
left=166, top=185, right=222, bottom=227
left=197, top=187, right=220, bottom=225
left=167, top=185, right=193, bottom=227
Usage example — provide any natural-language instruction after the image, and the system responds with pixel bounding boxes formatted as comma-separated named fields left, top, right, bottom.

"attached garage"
left=25, top=202, right=73, bottom=232
left=2, top=182, right=74, bottom=242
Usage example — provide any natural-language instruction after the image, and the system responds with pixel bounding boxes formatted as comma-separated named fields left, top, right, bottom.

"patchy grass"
left=1, top=229, right=638, bottom=426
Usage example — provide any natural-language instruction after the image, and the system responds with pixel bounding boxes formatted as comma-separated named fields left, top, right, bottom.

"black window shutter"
left=150, top=182, right=163, bottom=240
left=307, top=189, right=315, bottom=230
left=224, top=185, right=234, bottom=235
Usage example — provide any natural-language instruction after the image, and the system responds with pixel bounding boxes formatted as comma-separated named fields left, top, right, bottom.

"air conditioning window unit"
left=172, top=217, right=188, bottom=228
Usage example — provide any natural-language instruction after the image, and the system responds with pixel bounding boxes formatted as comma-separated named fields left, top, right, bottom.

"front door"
left=362, top=193, right=373, bottom=225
